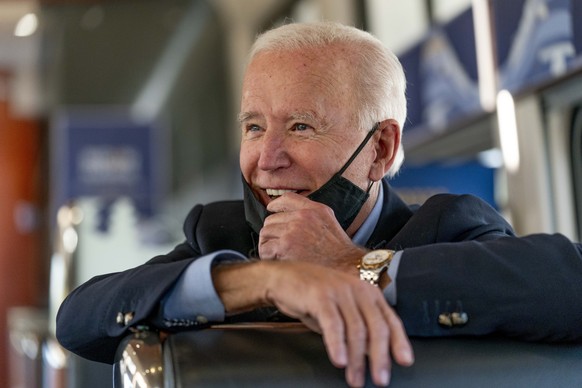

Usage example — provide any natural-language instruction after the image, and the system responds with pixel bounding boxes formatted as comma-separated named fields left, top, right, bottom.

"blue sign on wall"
left=400, top=0, right=582, bottom=136
left=52, top=107, right=168, bottom=231
left=390, top=161, right=496, bottom=209
left=494, top=0, right=579, bottom=93
left=400, top=8, right=481, bottom=134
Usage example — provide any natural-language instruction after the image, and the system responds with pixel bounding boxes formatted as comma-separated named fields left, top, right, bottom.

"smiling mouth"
left=265, top=188, right=298, bottom=199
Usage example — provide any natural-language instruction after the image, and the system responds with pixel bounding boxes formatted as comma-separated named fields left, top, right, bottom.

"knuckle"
left=371, top=321, right=389, bottom=339
left=258, top=242, right=276, bottom=260
left=347, top=322, right=367, bottom=343
left=286, top=222, right=303, bottom=236
left=262, top=216, right=275, bottom=227
left=298, top=209, right=319, bottom=224
left=276, top=236, right=293, bottom=253
left=324, top=206, right=335, bottom=219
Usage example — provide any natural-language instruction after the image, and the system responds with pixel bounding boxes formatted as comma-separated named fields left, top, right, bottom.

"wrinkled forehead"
left=241, top=46, right=358, bottom=116
left=247, top=44, right=358, bottom=85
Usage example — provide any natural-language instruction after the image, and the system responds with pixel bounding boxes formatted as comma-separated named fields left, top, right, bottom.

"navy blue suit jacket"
left=56, top=178, right=582, bottom=364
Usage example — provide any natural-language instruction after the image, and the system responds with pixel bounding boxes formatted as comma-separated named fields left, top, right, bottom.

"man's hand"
left=259, top=193, right=365, bottom=273
left=213, top=260, right=414, bottom=387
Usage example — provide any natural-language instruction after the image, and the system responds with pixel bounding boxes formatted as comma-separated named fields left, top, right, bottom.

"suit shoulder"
left=423, top=192, right=482, bottom=205
left=421, top=193, right=496, bottom=215
left=416, top=193, right=514, bottom=241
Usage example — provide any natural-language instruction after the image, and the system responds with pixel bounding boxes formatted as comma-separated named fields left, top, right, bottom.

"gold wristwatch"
left=359, top=249, right=395, bottom=286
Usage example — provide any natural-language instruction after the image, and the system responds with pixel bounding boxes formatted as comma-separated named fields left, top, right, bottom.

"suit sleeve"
left=56, top=205, right=207, bottom=364
left=393, top=194, right=582, bottom=342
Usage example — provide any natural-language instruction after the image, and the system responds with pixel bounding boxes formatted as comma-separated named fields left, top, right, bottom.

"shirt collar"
left=351, top=183, right=383, bottom=246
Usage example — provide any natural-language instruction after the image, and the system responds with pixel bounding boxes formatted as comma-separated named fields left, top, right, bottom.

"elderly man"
left=57, top=22, right=582, bottom=387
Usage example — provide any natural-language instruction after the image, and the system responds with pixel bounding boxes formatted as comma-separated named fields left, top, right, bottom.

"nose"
left=257, top=129, right=291, bottom=171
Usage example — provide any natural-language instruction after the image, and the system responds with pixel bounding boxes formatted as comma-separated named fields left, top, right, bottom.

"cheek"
left=341, top=149, right=375, bottom=184
left=239, top=143, right=259, bottom=178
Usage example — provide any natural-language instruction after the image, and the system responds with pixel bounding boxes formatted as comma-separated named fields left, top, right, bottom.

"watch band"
left=359, top=249, right=394, bottom=286
left=360, top=269, right=383, bottom=285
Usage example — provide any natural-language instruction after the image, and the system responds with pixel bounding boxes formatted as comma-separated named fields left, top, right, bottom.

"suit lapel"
left=366, top=179, right=414, bottom=249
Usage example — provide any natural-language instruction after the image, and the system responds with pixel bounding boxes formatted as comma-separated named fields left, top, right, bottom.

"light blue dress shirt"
left=163, top=184, right=402, bottom=322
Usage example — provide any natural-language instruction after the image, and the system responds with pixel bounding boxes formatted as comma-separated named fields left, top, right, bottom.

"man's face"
left=239, top=47, right=375, bottom=207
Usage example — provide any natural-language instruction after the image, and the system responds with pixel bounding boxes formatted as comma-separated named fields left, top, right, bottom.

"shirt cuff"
left=383, top=250, right=402, bottom=306
left=162, top=250, right=247, bottom=323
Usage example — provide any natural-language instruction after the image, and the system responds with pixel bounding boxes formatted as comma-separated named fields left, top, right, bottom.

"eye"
left=292, top=123, right=312, bottom=132
left=242, top=124, right=264, bottom=139
left=243, top=124, right=262, bottom=134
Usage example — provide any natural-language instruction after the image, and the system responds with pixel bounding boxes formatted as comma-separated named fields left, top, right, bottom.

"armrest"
left=164, top=323, right=344, bottom=387
left=115, top=323, right=582, bottom=387
left=113, top=330, right=164, bottom=387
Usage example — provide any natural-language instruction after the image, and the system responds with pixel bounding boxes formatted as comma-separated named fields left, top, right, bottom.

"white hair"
left=248, top=21, right=406, bottom=176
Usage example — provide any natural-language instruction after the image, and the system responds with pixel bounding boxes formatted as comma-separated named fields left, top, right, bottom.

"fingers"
left=318, top=304, right=348, bottom=369
left=258, top=205, right=337, bottom=260
left=338, top=286, right=414, bottom=387
left=264, top=261, right=412, bottom=387
left=299, top=283, right=365, bottom=386
left=258, top=212, right=303, bottom=259
left=342, top=297, right=371, bottom=387
left=365, top=303, right=391, bottom=386
left=258, top=210, right=295, bottom=259
left=266, top=192, right=317, bottom=213
left=265, top=193, right=337, bottom=230
left=360, top=298, right=415, bottom=387
left=380, top=301, right=415, bottom=367
left=259, top=194, right=351, bottom=262
left=321, top=286, right=391, bottom=387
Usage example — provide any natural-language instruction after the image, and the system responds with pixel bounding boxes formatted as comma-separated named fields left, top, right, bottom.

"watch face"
left=362, top=250, right=392, bottom=269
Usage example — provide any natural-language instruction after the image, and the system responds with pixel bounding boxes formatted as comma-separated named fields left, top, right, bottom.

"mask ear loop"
left=366, top=179, right=375, bottom=194
left=336, top=122, right=381, bottom=176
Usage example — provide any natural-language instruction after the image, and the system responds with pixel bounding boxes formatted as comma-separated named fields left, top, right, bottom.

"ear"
left=368, top=119, right=400, bottom=181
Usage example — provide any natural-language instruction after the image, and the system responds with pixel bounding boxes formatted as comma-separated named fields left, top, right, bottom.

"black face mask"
left=243, top=122, right=379, bottom=234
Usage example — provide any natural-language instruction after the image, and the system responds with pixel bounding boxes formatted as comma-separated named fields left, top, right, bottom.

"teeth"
left=266, top=189, right=297, bottom=197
